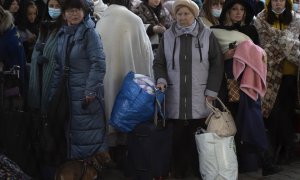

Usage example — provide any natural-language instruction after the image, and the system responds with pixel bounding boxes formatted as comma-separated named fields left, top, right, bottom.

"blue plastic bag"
left=109, top=71, right=164, bottom=132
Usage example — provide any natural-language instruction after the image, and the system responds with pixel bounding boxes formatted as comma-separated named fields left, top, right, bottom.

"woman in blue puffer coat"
left=50, top=0, right=107, bottom=160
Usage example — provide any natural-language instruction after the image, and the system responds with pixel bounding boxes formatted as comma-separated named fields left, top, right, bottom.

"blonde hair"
left=223, top=4, right=246, bottom=26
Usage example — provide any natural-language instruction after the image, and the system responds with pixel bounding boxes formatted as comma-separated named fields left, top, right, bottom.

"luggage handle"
left=154, top=92, right=165, bottom=128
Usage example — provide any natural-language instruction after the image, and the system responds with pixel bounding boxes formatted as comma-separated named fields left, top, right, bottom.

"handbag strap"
left=206, top=97, right=229, bottom=114
left=205, top=97, right=229, bottom=125
left=63, top=36, right=75, bottom=77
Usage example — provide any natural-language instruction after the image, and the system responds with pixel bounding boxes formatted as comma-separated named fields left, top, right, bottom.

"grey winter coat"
left=50, top=16, right=107, bottom=159
left=153, top=19, right=223, bottom=120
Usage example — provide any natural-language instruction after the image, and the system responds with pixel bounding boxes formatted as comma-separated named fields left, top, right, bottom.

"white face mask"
left=211, top=8, right=222, bottom=18
left=272, top=8, right=286, bottom=15
left=293, top=3, right=299, bottom=13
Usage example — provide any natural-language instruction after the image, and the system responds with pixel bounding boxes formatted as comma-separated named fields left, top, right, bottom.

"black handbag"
left=39, top=38, right=75, bottom=165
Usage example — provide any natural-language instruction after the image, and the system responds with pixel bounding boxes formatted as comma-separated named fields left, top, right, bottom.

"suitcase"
left=127, top=97, right=172, bottom=180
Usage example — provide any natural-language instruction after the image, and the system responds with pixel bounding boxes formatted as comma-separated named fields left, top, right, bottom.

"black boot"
left=261, top=152, right=282, bottom=176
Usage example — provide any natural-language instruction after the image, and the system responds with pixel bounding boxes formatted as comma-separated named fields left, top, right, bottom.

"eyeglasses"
left=65, top=8, right=81, bottom=15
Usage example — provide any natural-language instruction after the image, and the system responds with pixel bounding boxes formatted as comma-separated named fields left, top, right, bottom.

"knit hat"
left=172, top=0, right=200, bottom=17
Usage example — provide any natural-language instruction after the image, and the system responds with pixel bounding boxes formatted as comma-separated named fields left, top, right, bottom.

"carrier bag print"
left=110, top=71, right=164, bottom=132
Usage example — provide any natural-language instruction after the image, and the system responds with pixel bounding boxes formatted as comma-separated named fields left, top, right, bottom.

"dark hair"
left=2, top=0, right=19, bottom=10
left=202, top=0, right=223, bottom=25
left=266, top=0, right=293, bottom=26
left=62, top=0, right=91, bottom=16
left=39, top=0, right=64, bottom=41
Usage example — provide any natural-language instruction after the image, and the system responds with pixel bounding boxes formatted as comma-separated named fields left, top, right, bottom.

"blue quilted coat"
left=50, top=16, right=107, bottom=159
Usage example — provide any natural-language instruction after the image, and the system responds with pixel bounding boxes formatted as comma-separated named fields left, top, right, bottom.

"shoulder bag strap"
left=63, top=36, right=75, bottom=77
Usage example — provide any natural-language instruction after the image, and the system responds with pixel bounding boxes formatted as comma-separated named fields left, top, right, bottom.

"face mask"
left=211, top=8, right=222, bottom=18
left=293, top=3, right=299, bottom=13
left=48, top=7, right=61, bottom=19
left=272, top=8, right=286, bottom=15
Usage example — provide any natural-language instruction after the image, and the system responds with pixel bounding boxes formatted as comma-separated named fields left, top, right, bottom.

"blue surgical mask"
left=48, top=7, right=61, bottom=19
left=211, top=8, right=222, bottom=18
left=293, top=3, right=299, bottom=13
left=272, top=8, right=286, bottom=15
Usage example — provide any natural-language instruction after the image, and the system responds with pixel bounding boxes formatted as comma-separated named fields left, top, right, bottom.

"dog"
left=55, top=152, right=111, bottom=180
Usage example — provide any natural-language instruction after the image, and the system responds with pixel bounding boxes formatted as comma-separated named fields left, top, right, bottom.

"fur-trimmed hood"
left=0, top=6, right=14, bottom=35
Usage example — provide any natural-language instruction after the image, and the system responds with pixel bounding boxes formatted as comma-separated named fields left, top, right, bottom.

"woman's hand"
left=156, top=83, right=166, bottom=92
left=206, top=96, right=215, bottom=104
left=82, top=96, right=95, bottom=109
left=223, top=48, right=235, bottom=60
left=153, top=25, right=166, bottom=34
left=85, top=96, right=95, bottom=103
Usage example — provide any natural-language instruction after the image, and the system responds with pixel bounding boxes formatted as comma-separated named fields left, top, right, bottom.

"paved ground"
left=102, top=157, right=300, bottom=180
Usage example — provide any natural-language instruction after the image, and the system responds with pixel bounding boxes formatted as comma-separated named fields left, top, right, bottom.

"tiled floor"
left=238, top=161, right=300, bottom=180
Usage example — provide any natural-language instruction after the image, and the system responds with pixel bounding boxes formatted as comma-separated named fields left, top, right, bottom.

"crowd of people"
left=0, top=0, right=300, bottom=179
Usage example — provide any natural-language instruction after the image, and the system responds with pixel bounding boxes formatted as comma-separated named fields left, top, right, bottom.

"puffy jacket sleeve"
left=84, top=29, right=106, bottom=97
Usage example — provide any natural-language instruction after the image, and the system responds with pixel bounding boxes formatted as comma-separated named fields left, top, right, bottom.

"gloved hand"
left=37, top=55, right=49, bottom=65
left=35, top=42, right=45, bottom=52
left=153, top=25, right=166, bottom=34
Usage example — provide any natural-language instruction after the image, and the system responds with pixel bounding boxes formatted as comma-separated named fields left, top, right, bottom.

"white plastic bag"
left=195, top=131, right=238, bottom=180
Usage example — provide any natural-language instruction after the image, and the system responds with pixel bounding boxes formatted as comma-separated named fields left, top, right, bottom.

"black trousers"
left=266, top=75, right=297, bottom=162
left=170, top=119, right=206, bottom=178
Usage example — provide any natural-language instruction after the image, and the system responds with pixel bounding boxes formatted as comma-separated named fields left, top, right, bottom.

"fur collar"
left=0, top=8, right=14, bottom=35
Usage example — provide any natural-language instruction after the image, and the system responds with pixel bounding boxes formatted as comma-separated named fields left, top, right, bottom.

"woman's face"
left=48, top=0, right=61, bottom=9
left=27, top=5, right=37, bottom=23
left=229, top=3, right=245, bottom=23
left=148, top=0, right=161, bottom=8
left=271, top=0, right=286, bottom=14
left=64, top=8, right=84, bottom=26
left=175, top=6, right=195, bottom=27
left=211, top=0, right=224, bottom=17
left=9, top=0, right=19, bottom=13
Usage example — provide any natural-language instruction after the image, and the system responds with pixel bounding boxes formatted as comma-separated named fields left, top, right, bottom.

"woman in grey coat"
left=50, top=0, right=107, bottom=160
left=153, top=0, right=223, bottom=178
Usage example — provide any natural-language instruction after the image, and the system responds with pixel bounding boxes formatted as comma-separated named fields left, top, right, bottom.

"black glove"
left=35, top=42, right=45, bottom=52
left=37, top=55, right=49, bottom=65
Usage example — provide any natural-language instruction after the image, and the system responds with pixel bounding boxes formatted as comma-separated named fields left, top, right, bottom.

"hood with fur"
left=0, top=6, right=14, bottom=34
